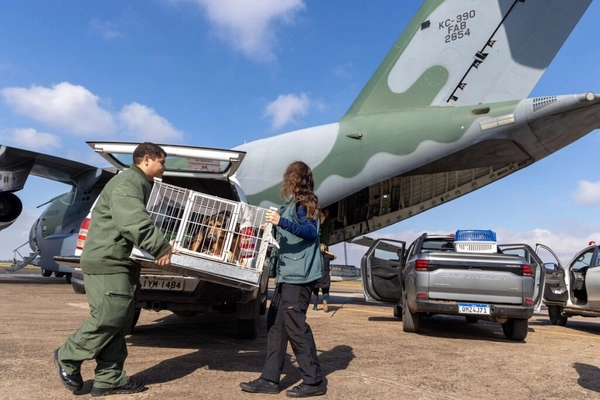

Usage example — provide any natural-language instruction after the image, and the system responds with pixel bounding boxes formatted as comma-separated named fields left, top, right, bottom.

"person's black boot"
left=286, top=379, right=327, bottom=398
left=90, top=381, right=146, bottom=397
left=53, top=349, right=83, bottom=392
left=239, top=377, right=280, bottom=394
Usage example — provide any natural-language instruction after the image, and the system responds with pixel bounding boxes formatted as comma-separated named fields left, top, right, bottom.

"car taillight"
left=522, top=264, right=533, bottom=277
left=239, top=226, right=256, bottom=258
left=415, top=259, right=429, bottom=271
left=524, top=298, right=534, bottom=305
left=76, top=217, right=91, bottom=251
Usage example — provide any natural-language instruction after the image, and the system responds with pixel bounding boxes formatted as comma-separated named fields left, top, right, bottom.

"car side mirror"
left=544, top=262, right=558, bottom=271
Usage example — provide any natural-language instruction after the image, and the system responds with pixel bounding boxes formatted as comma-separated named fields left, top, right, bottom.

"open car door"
left=498, top=244, right=546, bottom=313
left=557, top=244, right=600, bottom=309
left=361, top=239, right=405, bottom=304
left=534, top=243, right=569, bottom=306
left=585, top=246, right=600, bottom=309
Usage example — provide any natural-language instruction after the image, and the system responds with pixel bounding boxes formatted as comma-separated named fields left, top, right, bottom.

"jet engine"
left=0, top=192, right=23, bottom=231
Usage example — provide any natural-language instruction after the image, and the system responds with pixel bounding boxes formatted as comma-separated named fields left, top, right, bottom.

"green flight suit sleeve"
left=110, top=179, right=172, bottom=259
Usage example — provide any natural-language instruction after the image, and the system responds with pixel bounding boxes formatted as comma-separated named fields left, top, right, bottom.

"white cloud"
left=10, top=128, right=61, bottom=150
left=1, top=82, right=184, bottom=144
left=264, top=93, right=311, bottom=130
left=90, top=18, right=125, bottom=40
left=572, top=180, right=600, bottom=206
left=118, top=102, right=183, bottom=142
left=180, top=0, right=305, bottom=62
left=1, top=82, right=116, bottom=136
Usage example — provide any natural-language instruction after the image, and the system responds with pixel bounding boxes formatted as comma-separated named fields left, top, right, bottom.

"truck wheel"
left=41, top=269, right=53, bottom=277
left=548, top=305, right=568, bottom=326
left=401, top=289, right=420, bottom=333
left=238, top=317, right=259, bottom=339
left=502, top=318, right=528, bottom=341
left=65, top=273, right=72, bottom=284
left=71, top=280, right=86, bottom=294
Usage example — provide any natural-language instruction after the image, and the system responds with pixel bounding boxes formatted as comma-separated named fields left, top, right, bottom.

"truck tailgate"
left=421, top=252, right=527, bottom=304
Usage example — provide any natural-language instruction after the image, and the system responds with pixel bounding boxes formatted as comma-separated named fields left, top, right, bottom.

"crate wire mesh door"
left=144, top=180, right=271, bottom=286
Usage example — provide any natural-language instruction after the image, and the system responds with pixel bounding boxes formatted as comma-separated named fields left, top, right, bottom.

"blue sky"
left=1, top=0, right=599, bottom=267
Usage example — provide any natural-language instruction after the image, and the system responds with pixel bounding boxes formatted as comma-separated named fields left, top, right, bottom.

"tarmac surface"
left=1, top=268, right=600, bottom=400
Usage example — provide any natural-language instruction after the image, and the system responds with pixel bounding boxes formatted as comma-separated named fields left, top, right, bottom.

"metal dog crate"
left=130, top=180, right=273, bottom=290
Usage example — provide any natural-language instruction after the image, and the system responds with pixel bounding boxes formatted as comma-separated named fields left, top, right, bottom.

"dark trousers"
left=261, top=282, right=323, bottom=385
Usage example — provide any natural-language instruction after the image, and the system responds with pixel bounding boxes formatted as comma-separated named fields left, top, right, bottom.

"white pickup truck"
left=361, top=231, right=546, bottom=341
left=55, top=142, right=271, bottom=339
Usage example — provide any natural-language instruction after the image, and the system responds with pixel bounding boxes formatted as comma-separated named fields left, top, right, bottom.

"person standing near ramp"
left=313, top=244, right=336, bottom=312
left=240, top=161, right=327, bottom=398
left=53, top=142, right=175, bottom=397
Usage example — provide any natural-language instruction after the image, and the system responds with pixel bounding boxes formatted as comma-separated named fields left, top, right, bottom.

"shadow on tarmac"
left=130, top=344, right=354, bottom=390
left=574, top=363, right=600, bottom=393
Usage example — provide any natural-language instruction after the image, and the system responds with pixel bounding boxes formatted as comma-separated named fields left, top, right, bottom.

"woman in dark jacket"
left=240, top=161, right=327, bottom=398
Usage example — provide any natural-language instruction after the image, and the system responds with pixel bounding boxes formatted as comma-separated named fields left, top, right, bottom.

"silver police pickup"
left=361, top=231, right=546, bottom=341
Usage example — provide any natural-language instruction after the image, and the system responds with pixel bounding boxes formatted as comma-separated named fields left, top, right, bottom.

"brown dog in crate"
left=188, top=210, right=245, bottom=266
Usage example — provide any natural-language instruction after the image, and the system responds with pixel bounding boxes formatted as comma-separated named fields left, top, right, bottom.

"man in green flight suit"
left=53, top=142, right=176, bottom=397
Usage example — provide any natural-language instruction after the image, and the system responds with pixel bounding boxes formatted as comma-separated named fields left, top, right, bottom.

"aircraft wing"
left=0, top=144, right=112, bottom=192
left=346, top=0, right=592, bottom=115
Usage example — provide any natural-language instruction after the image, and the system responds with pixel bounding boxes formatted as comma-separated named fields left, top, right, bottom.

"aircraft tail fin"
left=343, top=0, right=591, bottom=117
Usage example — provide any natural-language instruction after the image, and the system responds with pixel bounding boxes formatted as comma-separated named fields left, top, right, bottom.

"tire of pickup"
left=41, top=269, right=53, bottom=277
left=502, top=318, right=528, bottom=341
left=401, top=289, right=420, bottom=333
left=71, top=280, right=86, bottom=294
left=548, top=305, right=568, bottom=326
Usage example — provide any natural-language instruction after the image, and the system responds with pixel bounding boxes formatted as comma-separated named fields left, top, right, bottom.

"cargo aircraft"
left=1, top=0, right=598, bottom=282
